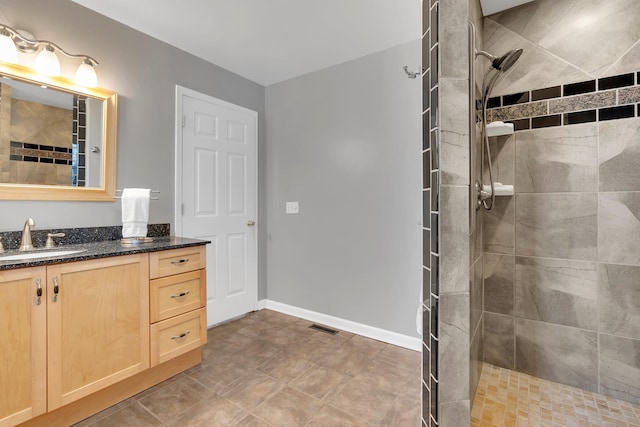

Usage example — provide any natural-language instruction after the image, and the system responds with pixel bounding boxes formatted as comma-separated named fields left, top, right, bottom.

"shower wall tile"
left=471, top=258, right=483, bottom=336
left=483, top=253, right=514, bottom=316
left=548, top=91, right=616, bottom=113
left=438, top=292, right=470, bottom=403
left=483, top=312, right=514, bottom=370
left=606, top=41, right=640, bottom=77
left=599, top=192, right=640, bottom=265
left=599, top=117, right=640, bottom=191
left=515, top=318, right=598, bottom=392
left=489, top=0, right=575, bottom=45
left=483, top=196, right=515, bottom=254
left=537, top=1, right=640, bottom=77
left=598, top=263, right=640, bottom=340
left=438, top=0, right=468, bottom=79
left=515, top=193, right=597, bottom=260
left=514, top=124, right=598, bottom=193
left=439, top=78, right=469, bottom=185
left=439, top=186, right=469, bottom=293
left=473, top=212, right=483, bottom=264
left=470, top=315, right=483, bottom=399
left=440, top=400, right=471, bottom=427
left=599, top=334, right=640, bottom=405
left=485, top=134, right=514, bottom=188
left=515, top=257, right=598, bottom=330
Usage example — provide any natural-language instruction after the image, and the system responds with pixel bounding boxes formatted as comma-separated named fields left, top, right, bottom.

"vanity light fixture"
left=0, top=23, right=98, bottom=87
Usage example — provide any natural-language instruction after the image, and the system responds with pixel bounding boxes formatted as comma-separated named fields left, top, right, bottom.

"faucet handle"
left=45, top=233, right=65, bottom=248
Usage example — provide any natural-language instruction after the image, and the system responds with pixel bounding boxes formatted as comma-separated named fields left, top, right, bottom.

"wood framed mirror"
left=0, top=62, right=116, bottom=201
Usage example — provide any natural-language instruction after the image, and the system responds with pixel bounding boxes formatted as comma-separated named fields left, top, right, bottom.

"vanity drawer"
left=150, top=308, right=207, bottom=367
left=150, top=270, right=206, bottom=323
left=149, top=246, right=206, bottom=279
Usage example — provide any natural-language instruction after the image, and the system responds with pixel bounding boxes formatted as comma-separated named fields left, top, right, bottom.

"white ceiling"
left=480, top=0, right=534, bottom=16
left=71, top=0, right=530, bottom=87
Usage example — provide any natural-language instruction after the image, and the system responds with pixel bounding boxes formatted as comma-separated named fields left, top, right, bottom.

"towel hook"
left=403, top=65, right=421, bottom=79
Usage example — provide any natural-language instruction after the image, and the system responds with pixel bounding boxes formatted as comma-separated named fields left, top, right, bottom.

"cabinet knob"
left=170, top=258, right=189, bottom=265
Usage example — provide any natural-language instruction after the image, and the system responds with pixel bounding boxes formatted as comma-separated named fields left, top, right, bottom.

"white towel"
left=121, top=188, right=150, bottom=238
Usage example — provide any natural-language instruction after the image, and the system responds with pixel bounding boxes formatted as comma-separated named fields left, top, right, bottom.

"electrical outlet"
left=286, top=201, right=299, bottom=214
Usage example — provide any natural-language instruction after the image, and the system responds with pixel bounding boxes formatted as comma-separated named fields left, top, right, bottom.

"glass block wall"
left=421, top=0, right=439, bottom=425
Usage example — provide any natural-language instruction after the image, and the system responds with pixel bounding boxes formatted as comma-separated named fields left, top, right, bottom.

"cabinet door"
left=0, top=267, right=46, bottom=427
left=46, top=254, right=150, bottom=410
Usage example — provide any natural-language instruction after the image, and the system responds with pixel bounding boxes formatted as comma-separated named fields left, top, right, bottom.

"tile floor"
left=73, top=309, right=422, bottom=427
left=471, top=363, right=640, bottom=427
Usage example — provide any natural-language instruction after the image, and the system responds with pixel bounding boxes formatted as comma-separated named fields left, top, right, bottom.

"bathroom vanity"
left=0, top=237, right=208, bottom=427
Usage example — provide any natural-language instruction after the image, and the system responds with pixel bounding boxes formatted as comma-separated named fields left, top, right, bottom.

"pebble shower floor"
left=471, top=363, right=640, bottom=427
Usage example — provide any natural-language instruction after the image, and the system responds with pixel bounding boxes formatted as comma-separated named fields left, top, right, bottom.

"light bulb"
left=0, top=31, right=17, bottom=63
left=35, top=45, right=60, bottom=76
left=75, top=59, right=97, bottom=87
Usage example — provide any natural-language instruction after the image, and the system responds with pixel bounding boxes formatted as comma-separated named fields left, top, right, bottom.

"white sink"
left=0, top=249, right=86, bottom=262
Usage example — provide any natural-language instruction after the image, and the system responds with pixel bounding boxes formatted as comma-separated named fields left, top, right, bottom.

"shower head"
left=493, top=49, right=523, bottom=72
left=476, top=48, right=523, bottom=72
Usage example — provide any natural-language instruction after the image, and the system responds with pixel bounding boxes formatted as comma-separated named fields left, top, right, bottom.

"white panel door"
left=177, top=89, right=257, bottom=326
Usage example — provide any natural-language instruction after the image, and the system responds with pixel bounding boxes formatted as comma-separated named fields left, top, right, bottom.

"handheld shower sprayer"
left=475, top=48, right=523, bottom=210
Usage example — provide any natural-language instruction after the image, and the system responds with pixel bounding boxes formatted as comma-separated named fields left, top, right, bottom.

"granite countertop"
left=0, top=236, right=210, bottom=271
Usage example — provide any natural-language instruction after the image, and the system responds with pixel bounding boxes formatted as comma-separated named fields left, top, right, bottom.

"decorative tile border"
left=72, top=95, right=87, bottom=187
left=487, top=71, right=640, bottom=130
left=422, top=0, right=440, bottom=425
left=9, top=141, right=73, bottom=165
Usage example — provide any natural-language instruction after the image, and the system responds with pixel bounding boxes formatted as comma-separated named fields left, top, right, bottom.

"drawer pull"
left=170, top=330, right=190, bottom=340
left=52, top=276, right=59, bottom=302
left=170, top=258, right=190, bottom=265
left=170, top=291, right=190, bottom=299
left=35, top=278, right=42, bottom=305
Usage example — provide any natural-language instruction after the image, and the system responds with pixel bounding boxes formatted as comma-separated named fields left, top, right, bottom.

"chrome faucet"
left=19, top=218, right=35, bottom=251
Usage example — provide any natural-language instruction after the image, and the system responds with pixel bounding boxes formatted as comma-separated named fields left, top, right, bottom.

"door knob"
left=247, top=220, right=256, bottom=226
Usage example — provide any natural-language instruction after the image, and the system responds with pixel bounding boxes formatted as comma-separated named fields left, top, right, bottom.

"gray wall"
left=1, top=0, right=423, bottom=335
left=265, top=41, right=422, bottom=337
left=0, top=0, right=267, bottom=297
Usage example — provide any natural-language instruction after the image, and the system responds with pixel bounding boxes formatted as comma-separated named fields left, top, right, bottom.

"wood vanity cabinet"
left=46, top=254, right=150, bottom=410
left=0, top=245, right=207, bottom=427
left=149, top=246, right=207, bottom=367
left=0, top=267, right=47, bottom=427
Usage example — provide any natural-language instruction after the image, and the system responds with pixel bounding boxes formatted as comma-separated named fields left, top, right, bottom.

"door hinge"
left=182, top=115, right=186, bottom=128
left=181, top=203, right=185, bottom=215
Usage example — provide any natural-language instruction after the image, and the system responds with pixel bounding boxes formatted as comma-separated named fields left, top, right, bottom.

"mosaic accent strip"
left=488, top=70, right=640, bottom=130
left=9, top=141, right=73, bottom=165
left=422, top=0, right=439, bottom=425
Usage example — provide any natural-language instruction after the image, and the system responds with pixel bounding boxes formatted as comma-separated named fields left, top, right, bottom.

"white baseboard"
left=256, top=299, right=421, bottom=352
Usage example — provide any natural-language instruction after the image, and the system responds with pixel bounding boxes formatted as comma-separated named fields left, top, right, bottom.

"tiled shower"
left=424, top=0, right=640, bottom=425
left=480, top=0, right=640, bottom=406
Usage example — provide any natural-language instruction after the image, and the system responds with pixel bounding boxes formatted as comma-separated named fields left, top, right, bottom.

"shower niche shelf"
left=482, top=182, right=514, bottom=196
left=486, top=121, right=514, bottom=137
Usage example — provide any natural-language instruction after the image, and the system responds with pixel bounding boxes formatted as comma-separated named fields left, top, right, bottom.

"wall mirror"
left=0, top=62, right=116, bottom=201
